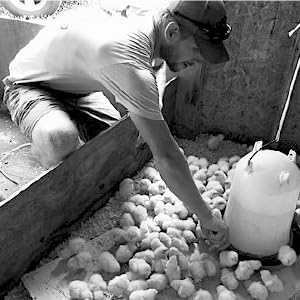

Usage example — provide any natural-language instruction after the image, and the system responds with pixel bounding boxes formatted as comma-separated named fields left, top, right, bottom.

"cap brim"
left=195, top=36, right=230, bottom=64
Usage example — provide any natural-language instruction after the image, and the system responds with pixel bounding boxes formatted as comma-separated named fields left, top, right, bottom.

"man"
left=2, top=1, right=231, bottom=248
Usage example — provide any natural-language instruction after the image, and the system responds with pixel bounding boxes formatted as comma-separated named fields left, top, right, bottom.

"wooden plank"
left=0, top=115, right=152, bottom=295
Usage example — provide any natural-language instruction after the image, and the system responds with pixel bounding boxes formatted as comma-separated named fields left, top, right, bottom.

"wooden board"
left=0, top=116, right=152, bottom=295
left=22, top=232, right=300, bottom=300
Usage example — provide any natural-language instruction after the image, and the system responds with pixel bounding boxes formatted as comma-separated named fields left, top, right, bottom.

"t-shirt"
left=5, top=9, right=163, bottom=120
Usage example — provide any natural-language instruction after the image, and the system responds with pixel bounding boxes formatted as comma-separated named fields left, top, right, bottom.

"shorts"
left=3, top=80, right=122, bottom=141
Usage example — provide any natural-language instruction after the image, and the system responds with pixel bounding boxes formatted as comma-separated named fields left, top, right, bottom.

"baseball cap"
left=168, top=0, right=231, bottom=64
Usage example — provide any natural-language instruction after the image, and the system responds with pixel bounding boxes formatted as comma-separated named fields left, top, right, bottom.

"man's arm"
left=129, top=111, right=212, bottom=222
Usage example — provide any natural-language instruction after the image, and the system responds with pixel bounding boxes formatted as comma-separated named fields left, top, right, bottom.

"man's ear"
left=164, top=21, right=181, bottom=44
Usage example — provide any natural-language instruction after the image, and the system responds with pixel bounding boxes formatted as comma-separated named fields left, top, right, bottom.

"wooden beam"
left=0, top=116, right=151, bottom=295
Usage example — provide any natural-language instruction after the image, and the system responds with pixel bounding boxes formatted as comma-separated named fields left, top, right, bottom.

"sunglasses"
left=173, top=11, right=232, bottom=42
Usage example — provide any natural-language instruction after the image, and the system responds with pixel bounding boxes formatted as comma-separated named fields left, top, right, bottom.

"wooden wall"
left=168, top=1, right=300, bottom=149
left=0, top=17, right=44, bottom=101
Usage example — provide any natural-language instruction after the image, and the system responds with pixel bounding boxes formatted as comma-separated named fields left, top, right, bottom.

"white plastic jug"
left=224, top=141, right=300, bottom=257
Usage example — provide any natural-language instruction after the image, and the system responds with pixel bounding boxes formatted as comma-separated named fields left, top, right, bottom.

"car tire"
left=0, top=0, right=62, bottom=17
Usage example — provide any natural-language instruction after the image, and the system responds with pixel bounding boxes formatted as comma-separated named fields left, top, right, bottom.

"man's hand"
left=201, top=215, right=230, bottom=251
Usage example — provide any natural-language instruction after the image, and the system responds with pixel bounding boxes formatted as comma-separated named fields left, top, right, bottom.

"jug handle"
left=253, top=141, right=263, bottom=152
left=248, top=141, right=263, bottom=170
left=279, top=171, right=290, bottom=185
left=288, top=150, right=297, bottom=163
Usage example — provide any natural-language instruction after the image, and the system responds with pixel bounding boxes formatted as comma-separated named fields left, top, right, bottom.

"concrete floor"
left=0, top=107, right=44, bottom=200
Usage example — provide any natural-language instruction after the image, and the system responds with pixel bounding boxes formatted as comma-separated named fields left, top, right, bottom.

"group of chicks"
left=61, top=146, right=298, bottom=300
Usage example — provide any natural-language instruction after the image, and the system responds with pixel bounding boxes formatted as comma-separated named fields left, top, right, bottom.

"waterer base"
left=228, top=213, right=300, bottom=267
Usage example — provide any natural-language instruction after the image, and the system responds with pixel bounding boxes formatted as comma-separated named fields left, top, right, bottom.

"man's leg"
left=3, top=83, right=82, bottom=169
left=31, top=110, right=81, bottom=168
left=71, top=92, right=122, bottom=141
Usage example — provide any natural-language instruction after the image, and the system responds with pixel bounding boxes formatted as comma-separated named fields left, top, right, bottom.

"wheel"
left=0, top=0, right=62, bottom=17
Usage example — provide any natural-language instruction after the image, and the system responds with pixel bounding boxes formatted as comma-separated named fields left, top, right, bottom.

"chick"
left=228, top=155, right=240, bottom=167
left=201, top=190, right=219, bottom=200
left=260, top=270, right=284, bottom=292
left=170, top=277, right=196, bottom=298
left=207, top=134, right=224, bottom=151
left=143, top=166, right=159, bottom=181
left=234, top=260, right=262, bottom=280
left=198, top=157, right=209, bottom=169
left=129, top=258, right=152, bottom=279
left=194, top=179, right=206, bottom=193
left=148, top=180, right=167, bottom=196
left=193, top=288, right=213, bottom=300
left=69, top=280, right=93, bottom=300
left=219, top=250, right=239, bottom=268
left=125, top=225, right=143, bottom=243
left=165, top=255, right=181, bottom=282
left=147, top=273, right=168, bottom=291
left=187, top=155, right=200, bottom=166
left=211, top=208, right=222, bottom=220
left=59, top=237, right=87, bottom=259
left=169, top=247, right=189, bottom=272
left=122, top=201, right=136, bottom=215
left=182, top=230, right=197, bottom=244
left=120, top=213, right=135, bottom=228
left=163, top=189, right=179, bottom=204
left=245, top=280, right=269, bottom=300
left=152, top=258, right=167, bottom=274
left=108, top=274, right=130, bottom=297
left=220, top=268, right=239, bottom=290
left=223, top=189, right=230, bottom=201
left=210, top=196, right=227, bottom=211
left=278, top=245, right=297, bottom=266
left=188, top=260, right=207, bottom=283
left=110, top=227, right=128, bottom=244
left=159, top=232, right=172, bottom=247
left=67, top=251, right=92, bottom=270
left=134, top=249, right=155, bottom=264
left=93, top=290, right=105, bottom=300
left=170, top=237, right=190, bottom=254
left=207, top=164, right=220, bottom=178
left=87, top=274, right=107, bottom=292
left=127, top=279, right=148, bottom=294
left=206, top=181, right=224, bottom=194
left=132, top=205, right=148, bottom=224
left=213, top=170, right=227, bottom=186
left=193, top=169, right=207, bottom=182
left=154, top=213, right=172, bottom=227
left=139, top=178, right=152, bottom=194
left=115, top=244, right=134, bottom=263
left=129, top=289, right=158, bottom=300
left=97, top=251, right=120, bottom=273
left=190, top=164, right=200, bottom=176
left=119, top=178, right=135, bottom=200
left=130, top=194, right=150, bottom=206
left=217, top=285, right=237, bottom=300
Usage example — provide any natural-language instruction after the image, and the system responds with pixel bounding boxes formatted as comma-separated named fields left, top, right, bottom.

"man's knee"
left=31, top=111, right=81, bottom=167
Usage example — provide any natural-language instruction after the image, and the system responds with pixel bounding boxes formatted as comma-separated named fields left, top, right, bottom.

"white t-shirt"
left=6, top=9, right=163, bottom=120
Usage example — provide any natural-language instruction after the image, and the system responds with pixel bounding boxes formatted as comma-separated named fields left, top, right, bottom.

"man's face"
left=160, top=35, right=202, bottom=72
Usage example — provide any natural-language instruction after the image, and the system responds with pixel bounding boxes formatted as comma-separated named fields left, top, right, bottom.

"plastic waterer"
left=224, top=141, right=300, bottom=257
